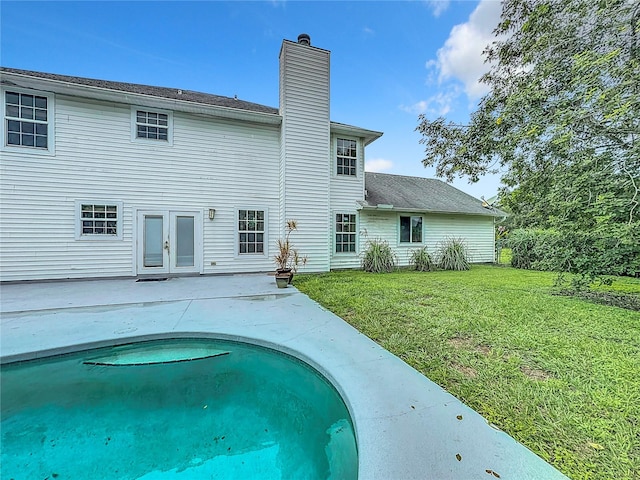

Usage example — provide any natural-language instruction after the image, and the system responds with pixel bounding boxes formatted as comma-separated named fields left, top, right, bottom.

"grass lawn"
left=295, top=266, right=640, bottom=480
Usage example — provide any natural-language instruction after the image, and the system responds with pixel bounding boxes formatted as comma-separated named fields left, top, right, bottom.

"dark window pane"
left=22, top=134, right=34, bottom=146
left=256, top=244, right=263, bottom=253
left=7, top=132, right=20, bottom=144
left=412, top=217, right=422, bottom=242
left=35, top=123, right=47, bottom=134
left=22, top=122, right=34, bottom=134
left=6, top=92, right=20, bottom=105
left=21, top=107, right=34, bottom=119
left=400, top=216, right=410, bottom=242
left=35, top=109, right=47, bottom=121
left=35, top=136, right=47, bottom=148
left=21, top=94, right=33, bottom=107
left=137, top=112, right=146, bottom=123
left=159, top=132, right=168, bottom=140
left=34, top=96, right=47, bottom=108
left=240, top=244, right=247, bottom=253
left=7, top=120, right=20, bottom=132
left=6, top=105, right=19, bottom=117
left=248, top=244, right=255, bottom=253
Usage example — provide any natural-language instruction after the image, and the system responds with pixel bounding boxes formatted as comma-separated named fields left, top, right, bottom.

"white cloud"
left=430, top=0, right=502, bottom=99
left=426, top=1, right=450, bottom=18
left=365, top=158, right=394, bottom=172
left=400, top=88, right=459, bottom=117
left=363, top=26, right=375, bottom=35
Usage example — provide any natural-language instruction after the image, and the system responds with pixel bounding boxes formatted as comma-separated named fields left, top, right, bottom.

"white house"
left=0, top=34, right=502, bottom=282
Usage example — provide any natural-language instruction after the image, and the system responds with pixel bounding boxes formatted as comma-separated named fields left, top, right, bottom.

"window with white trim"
left=3, top=90, right=54, bottom=152
left=336, top=138, right=357, bottom=176
left=131, top=107, right=172, bottom=144
left=400, top=215, right=423, bottom=243
left=335, top=213, right=357, bottom=253
left=238, top=209, right=265, bottom=254
left=75, top=201, right=123, bottom=240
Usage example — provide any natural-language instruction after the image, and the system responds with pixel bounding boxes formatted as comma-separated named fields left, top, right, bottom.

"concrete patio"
left=1, top=274, right=567, bottom=479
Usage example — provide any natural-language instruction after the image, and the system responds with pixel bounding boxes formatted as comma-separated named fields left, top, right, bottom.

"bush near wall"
left=507, top=228, right=640, bottom=278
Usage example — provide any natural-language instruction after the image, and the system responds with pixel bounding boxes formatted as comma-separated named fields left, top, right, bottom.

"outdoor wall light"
left=209, top=208, right=216, bottom=220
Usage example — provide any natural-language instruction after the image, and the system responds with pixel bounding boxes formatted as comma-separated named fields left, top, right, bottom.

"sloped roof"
left=0, top=67, right=279, bottom=115
left=363, top=172, right=504, bottom=217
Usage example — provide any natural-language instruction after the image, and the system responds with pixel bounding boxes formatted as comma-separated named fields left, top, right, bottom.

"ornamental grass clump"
left=436, top=237, right=470, bottom=271
left=361, top=239, right=397, bottom=273
left=409, top=246, right=436, bottom=272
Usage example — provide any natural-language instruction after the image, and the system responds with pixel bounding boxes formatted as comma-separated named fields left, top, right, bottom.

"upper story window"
left=336, top=138, right=357, bottom=176
left=238, top=209, right=265, bottom=254
left=131, top=107, right=173, bottom=144
left=400, top=215, right=423, bottom=243
left=3, top=89, right=54, bottom=153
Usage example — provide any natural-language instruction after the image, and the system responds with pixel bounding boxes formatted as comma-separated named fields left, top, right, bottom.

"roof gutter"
left=358, top=203, right=503, bottom=217
left=2, top=71, right=282, bottom=126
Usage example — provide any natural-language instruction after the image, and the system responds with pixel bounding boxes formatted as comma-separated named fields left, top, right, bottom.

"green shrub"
left=507, top=227, right=640, bottom=283
left=361, top=239, right=397, bottom=273
left=436, top=237, right=470, bottom=271
left=409, top=246, right=435, bottom=271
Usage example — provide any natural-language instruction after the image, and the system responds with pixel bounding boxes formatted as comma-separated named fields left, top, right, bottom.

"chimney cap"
left=297, top=33, right=311, bottom=46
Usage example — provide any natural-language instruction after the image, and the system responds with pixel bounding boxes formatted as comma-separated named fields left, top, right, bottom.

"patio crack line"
left=366, top=400, right=459, bottom=420
left=171, top=299, right=194, bottom=330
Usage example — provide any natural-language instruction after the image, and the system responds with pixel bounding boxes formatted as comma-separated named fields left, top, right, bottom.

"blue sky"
left=1, top=0, right=504, bottom=199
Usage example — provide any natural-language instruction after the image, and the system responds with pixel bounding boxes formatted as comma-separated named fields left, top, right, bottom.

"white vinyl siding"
left=0, top=94, right=280, bottom=281
left=424, top=214, right=495, bottom=263
left=359, top=211, right=496, bottom=267
left=279, top=40, right=330, bottom=272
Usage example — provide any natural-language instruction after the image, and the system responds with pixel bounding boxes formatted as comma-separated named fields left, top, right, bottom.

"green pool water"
left=1, top=339, right=357, bottom=479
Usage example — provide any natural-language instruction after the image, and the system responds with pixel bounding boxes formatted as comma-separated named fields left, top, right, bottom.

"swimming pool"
left=1, top=338, right=357, bottom=479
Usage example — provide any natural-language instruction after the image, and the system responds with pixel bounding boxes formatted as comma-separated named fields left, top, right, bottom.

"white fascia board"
left=331, top=122, right=383, bottom=146
left=359, top=204, right=500, bottom=217
left=2, top=72, right=282, bottom=126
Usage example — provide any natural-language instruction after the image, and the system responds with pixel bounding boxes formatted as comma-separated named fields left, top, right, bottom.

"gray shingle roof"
left=364, top=172, right=504, bottom=217
left=1, top=67, right=279, bottom=115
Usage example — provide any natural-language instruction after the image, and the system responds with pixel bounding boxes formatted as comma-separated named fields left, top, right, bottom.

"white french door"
left=136, top=210, right=202, bottom=275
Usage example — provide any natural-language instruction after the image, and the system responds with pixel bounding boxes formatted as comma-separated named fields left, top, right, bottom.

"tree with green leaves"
left=417, top=0, right=639, bottom=279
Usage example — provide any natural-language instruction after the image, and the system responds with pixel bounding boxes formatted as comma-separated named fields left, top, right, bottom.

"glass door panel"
left=175, top=216, right=195, bottom=267
left=144, top=215, right=165, bottom=267
left=137, top=210, right=201, bottom=275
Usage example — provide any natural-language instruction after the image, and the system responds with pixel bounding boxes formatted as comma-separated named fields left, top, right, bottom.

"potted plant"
left=274, top=219, right=307, bottom=287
